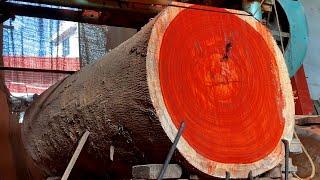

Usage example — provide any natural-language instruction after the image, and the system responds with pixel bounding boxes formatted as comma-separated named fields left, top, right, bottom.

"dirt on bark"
left=22, top=19, right=175, bottom=179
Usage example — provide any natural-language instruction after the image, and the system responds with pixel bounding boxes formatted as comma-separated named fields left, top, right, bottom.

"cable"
left=273, top=1, right=285, bottom=53
left=292, top=130, right=316, bottom=180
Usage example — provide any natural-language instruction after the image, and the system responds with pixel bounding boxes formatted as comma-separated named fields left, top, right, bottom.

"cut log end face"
left=147, top=4, right=294, bottom=178
left=160, top=6, right=284, bottom=163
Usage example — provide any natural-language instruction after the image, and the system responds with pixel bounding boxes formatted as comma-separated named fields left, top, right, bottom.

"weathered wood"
left=295, top=115, right=320, bottom=125
left=22, top=2, right=294, bottom=179
left=132, top=164, right=182, bottom=179
left=289, top=138, right=302, bottom=154
left=264, top=166, right=282, bottom=179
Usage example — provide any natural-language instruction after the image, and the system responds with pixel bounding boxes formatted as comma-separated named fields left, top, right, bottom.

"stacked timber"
left=22, top=2, right=295, bottom=179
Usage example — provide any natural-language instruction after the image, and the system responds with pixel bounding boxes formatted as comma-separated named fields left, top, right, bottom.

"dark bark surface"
left=22, top=20, right=172, bottom=179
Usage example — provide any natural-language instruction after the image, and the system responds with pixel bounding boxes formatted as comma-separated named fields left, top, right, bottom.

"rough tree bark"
left=22, top=3, right=294, bottom=179
left=23, top=16, right=172, bottom=179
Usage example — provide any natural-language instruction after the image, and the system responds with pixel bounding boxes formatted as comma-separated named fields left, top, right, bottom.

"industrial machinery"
left=0, top=0, right=312, bottom=77
left=0, top=0, right=319, bottom=179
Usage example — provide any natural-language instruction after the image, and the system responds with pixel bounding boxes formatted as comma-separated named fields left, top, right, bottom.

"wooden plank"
left=295, top=115, right=320, bottom=119
left=132, top=164, right=182, bottom=179
left=314, top=100, right=320, bottom=114
left=295, top=116, right=320, bottom=125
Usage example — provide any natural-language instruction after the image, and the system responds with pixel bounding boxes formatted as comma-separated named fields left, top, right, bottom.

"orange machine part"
left=159, top=7, right=285, bottom=163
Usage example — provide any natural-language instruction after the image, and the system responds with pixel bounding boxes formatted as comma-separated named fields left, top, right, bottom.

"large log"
left=22, top=3, right=295, bottom=179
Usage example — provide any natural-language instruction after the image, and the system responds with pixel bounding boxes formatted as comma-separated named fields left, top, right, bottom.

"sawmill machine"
left=0, top=0, right=318, bottom=179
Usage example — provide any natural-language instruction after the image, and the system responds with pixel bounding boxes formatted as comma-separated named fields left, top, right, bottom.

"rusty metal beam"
left=0, top=66, right=76, bottom=74
left=0, top=13, right=13, bottom=23
left=9, top=0, right=164, bottom=16
left=13, top=0, right=172, bottom=9
left=0, top=2, right=157, bottom=28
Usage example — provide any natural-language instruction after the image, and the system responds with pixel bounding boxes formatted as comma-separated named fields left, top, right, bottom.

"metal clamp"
left=282, top=139, right=289, bottom=180
left=226, top=171, right=230, bottom=180
left=157, top=121, right=185, bottom=180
